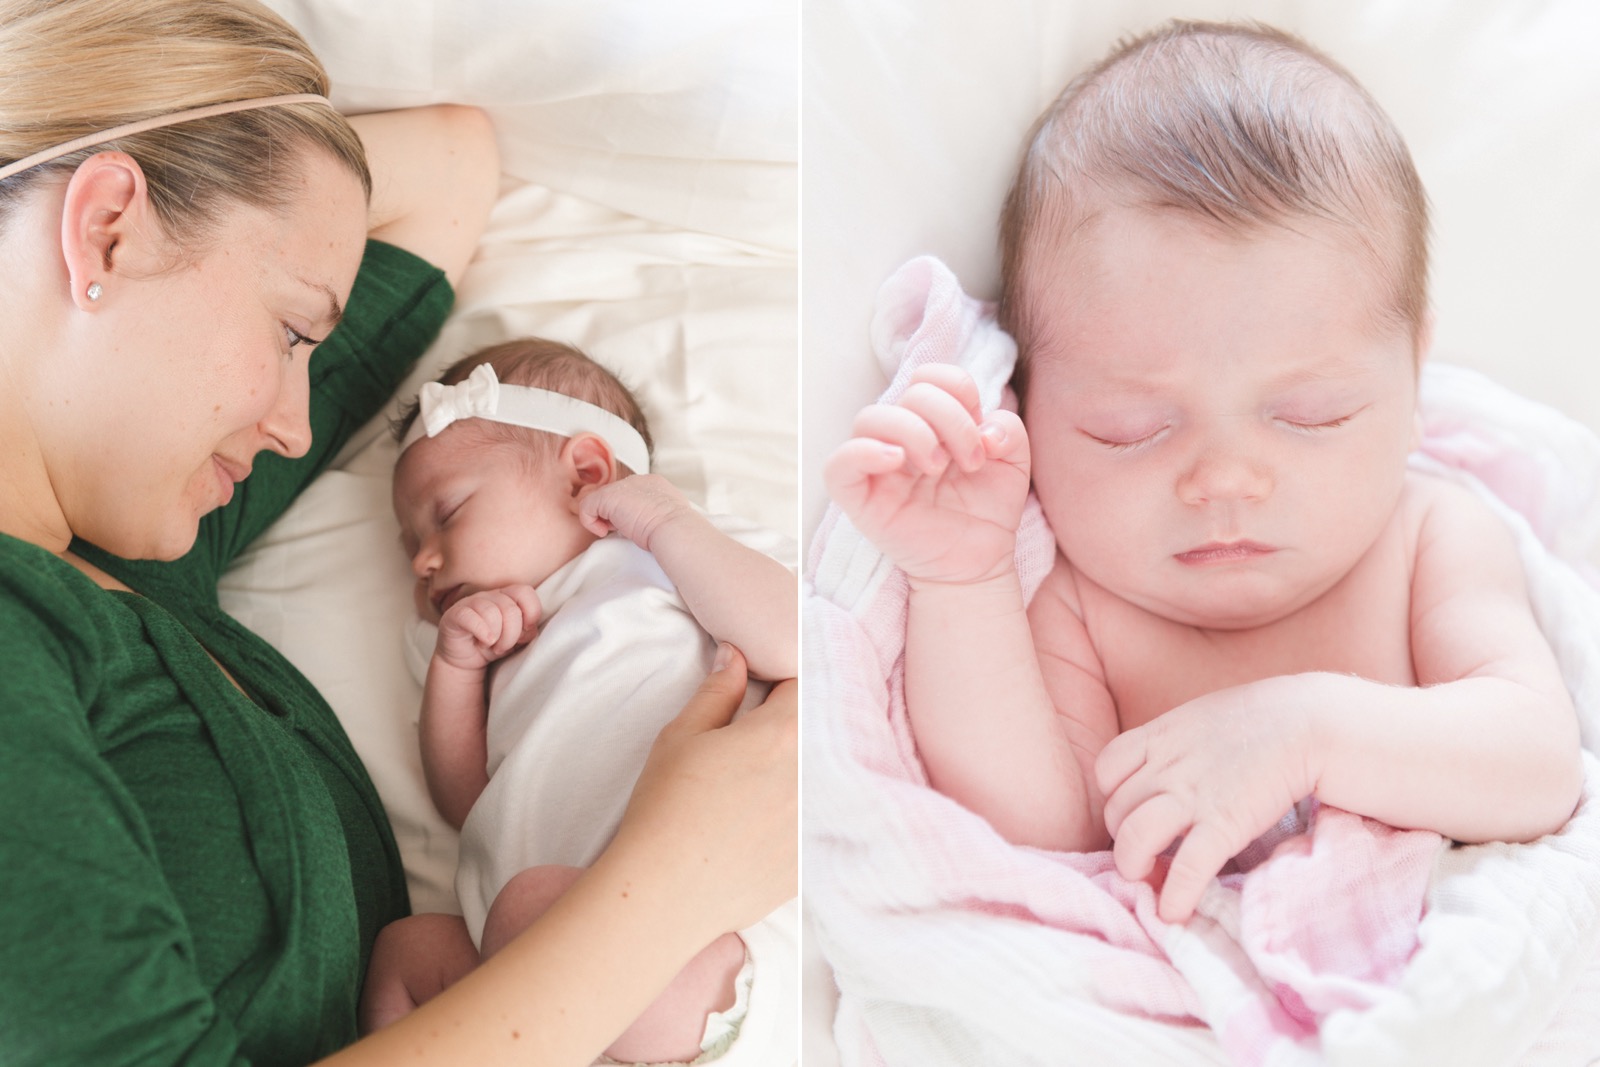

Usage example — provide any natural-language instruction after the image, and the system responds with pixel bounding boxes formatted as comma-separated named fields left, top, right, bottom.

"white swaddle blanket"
left=405, top=532, right=800, bottom=1066
left=804, top=256, right=1600, bottom=1067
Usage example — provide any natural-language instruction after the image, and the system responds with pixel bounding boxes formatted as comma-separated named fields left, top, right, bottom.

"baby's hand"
left=823, top=364, right=1030, bottom=586
left=1095, top=680, right=1317, bottom=924
left=434, top=585, right=542, bottom=671
left=578, top=473, right=693, bottom=552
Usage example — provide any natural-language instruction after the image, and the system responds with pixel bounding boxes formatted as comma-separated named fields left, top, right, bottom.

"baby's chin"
left=1130, top=573, right=1337, bottom=632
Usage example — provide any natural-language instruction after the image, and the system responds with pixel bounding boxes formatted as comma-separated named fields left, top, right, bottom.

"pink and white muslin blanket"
left=804, top=256, right=1600, bottom=1067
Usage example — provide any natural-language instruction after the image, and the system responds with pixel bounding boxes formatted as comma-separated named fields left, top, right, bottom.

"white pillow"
left=266, top=0, right=798, bottom=250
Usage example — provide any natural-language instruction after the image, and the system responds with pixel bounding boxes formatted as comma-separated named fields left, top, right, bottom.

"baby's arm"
left=420, top=586, right=542, bottom=828
left=1313, top=480, right=1580, bottom=835
left=1100, top=479, right=1581, bottom=922
left=825, top=364, right=1110, bottom=851
left=578, top=476, right=796, bottom=680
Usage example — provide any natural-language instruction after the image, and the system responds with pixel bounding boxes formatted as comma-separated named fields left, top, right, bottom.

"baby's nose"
left=410, top=543, right=440, bottom=578
left=1179, top=445, right=1272, bottom=505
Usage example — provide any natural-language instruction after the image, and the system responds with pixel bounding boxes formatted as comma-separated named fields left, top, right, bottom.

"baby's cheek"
left=412, top=580, right=436, bottom=622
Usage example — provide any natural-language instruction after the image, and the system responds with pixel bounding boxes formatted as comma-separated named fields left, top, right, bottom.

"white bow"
left=399, top=361, right=652, bottom=474
left=419, top=362, right=501, bottom=438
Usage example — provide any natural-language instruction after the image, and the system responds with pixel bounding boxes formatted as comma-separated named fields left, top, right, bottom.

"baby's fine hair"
left=999, top=20, right=1429, bottom=400
left=394, top=338, right=654, bottom=472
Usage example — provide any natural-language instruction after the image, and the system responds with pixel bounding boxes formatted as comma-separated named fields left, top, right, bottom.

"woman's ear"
left=59, top=152, right=147, bottom=311
left=563, top=433, right=619, bottom=496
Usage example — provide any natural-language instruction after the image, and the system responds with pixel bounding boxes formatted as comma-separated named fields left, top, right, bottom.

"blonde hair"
left=999, top=21, right=1429, bottom=399
left=395, top=339, right=656, bottom=475
left=0, top=0, right=369, bottom=244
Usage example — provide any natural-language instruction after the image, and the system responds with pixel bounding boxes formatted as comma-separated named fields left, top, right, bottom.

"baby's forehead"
left=1022, top=205, right=1405, bottom=344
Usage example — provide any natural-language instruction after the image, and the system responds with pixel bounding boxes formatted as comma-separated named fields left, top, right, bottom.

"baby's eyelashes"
left=1081, top=426, right=1169, bottom=453
left=1274, top=404, right=1368, bottom=433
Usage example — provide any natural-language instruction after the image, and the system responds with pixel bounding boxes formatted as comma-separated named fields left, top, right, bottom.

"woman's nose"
left=260, top=356, right=314, bottom=459
left=1177, top=440, right=1272, bottom=506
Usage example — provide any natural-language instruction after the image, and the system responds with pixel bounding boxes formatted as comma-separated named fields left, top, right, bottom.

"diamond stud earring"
left=86, top=281, right=103, bottom=302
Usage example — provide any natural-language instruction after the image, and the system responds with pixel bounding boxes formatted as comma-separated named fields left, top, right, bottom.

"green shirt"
left=0, top=241, right=453, bottom=1066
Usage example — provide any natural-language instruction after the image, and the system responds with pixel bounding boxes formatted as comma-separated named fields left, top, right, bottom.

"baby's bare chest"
left=1082, top=537, right=1418, bottom=731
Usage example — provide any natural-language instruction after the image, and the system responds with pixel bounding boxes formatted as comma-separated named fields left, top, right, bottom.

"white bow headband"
left=400, top=363, right=651, bottom=475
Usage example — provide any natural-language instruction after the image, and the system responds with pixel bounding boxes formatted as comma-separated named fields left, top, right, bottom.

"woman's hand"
left=606, top=644, right=798, bottom=940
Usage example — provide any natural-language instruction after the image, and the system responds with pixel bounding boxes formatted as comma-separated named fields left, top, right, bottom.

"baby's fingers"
left=575, top=486, right=615, bottom=538
left=906, top=363, right=983, bottom=418
left=1157, top=823, right=1232, bottom=924
left=823, top=436, right=909, bottom=514
left=979, top=409, right=1030, bottom=472
left=503, top=584, right=542, bottom=644
left=1110, top=793, right=1189, bottom=882
left=898, top=380, right=986, bottom=473
left=851, top=403, right=948, bottom=477
left=1095, top=728, right=1149, bottom=805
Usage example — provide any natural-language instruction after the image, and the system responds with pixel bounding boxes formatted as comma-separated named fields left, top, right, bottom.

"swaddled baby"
left=825, top=20, right=1581, bottom=924
left=365, top=338, right=798, bottom=1065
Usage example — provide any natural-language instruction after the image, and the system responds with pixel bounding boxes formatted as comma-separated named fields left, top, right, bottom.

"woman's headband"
left=0, top=94, right=334, bottom=183
left=400, top=363, right=652, bottom=475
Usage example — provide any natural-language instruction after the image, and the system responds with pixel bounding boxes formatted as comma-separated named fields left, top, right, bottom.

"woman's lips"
left=1174, top=540, right=1276, bottom=565
left=211, top=456, right=248, bottom=506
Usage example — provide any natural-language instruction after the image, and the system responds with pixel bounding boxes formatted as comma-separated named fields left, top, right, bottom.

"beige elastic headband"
left=0, top=93, right=334, bottom=183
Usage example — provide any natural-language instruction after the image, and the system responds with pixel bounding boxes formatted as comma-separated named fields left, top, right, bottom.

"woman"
left=0, top=2, right=797, bottom=1064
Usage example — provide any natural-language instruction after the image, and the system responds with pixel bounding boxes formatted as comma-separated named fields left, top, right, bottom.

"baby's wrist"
left=429, top=649, right=492, bottom=678
left=639, top=502, right=706, bottom=553
left=904, top=550, right=1021, bottom=594
left=906, top=566, right=1024, bottom=609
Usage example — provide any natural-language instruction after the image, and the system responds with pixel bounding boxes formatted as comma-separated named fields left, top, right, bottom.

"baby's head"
left=392, top=338, right=653, bottom=622
left=1000, top=22, right=1430, bottom=629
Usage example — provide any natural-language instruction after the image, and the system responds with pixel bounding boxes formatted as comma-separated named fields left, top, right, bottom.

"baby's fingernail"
left=929, top=445, right=950, bottom=472
left=879, top=442, right=904, bottom=462
left=712, top=642, right=734, bottom=672
left=980, top=422, right=1006, bottom=448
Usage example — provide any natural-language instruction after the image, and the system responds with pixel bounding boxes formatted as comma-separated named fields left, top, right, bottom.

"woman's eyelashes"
left=281, top=322, right=323, bottom=354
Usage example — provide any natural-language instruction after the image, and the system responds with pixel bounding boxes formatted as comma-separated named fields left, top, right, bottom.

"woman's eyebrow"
left=297, top=275, right=345, bottom=329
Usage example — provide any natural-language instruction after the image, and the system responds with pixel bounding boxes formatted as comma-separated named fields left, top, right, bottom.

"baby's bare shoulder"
left=1402, top=469, right=1526, bottom=613
left=1402, top=470, right=1516, bottom=560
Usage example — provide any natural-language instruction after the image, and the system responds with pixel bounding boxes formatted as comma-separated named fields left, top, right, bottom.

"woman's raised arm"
left=324, top=648, right=798, bottom=1067
left=351, top=105, right=499, bottom=287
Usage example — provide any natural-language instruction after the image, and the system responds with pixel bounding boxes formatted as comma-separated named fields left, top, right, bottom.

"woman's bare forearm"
left=349, top=105, right=499, bottom=285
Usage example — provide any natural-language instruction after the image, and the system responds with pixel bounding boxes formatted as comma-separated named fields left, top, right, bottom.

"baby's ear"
left=563, top=433, right=619, bottom=495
